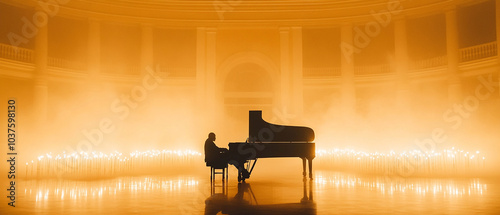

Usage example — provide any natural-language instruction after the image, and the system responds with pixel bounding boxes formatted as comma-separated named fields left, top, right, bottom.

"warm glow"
left=1, top=0, right=499, bottom=213
left=26, top=149, right=202, bottom=179
left=315, top=147, right=487, bottom=176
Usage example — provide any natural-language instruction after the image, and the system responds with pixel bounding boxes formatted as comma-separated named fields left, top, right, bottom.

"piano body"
left=228, top=110, right=315, bottom=182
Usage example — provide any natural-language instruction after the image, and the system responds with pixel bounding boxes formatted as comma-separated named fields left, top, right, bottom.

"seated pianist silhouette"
left=204, top=132, right=228, bottom=165
left=204, top=132, right=249, bottom=181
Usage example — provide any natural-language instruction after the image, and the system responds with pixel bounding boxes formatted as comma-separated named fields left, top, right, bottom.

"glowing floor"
left=1, top=170, right=499, bottom=214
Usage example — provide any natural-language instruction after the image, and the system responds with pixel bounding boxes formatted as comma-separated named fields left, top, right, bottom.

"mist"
left=0, top=0, right=499, bottom=179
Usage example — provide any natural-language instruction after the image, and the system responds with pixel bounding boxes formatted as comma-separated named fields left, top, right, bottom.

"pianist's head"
left=208, top=132, right=216, bottom=141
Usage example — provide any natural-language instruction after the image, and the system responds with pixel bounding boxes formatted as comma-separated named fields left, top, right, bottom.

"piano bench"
left=206, top=162, right=228, bottom=182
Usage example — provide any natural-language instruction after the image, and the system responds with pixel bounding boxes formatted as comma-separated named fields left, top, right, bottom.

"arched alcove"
left=215, top=52, right=280, bottom=139
left=223, top=62, right=274, bottom=119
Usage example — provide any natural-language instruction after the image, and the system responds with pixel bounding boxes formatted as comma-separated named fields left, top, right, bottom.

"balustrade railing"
left=0, top=43, right=34, bottom=63
left=459, top=41, right=497, bottom=62
left=0, top=41, right=499, bottom=78
left=409, top=55, right=448, bottom=70
left=157, top=66, right=196, bottom=78
left=48, top=57, right=85, bottom=70
left=101, top=64, right=141, bottom=75
left=303, top=67, right=341, bottom=77
left=354, top=64, right=391, bottom=75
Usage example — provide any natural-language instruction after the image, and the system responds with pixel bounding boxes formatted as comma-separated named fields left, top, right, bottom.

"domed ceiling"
left=1, top=0, right=473, bottom=26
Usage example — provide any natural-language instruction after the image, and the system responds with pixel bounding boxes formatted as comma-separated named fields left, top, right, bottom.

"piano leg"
left=302, top=158, right=307, bottom=178
left=308, top=158, right=313, bottom=179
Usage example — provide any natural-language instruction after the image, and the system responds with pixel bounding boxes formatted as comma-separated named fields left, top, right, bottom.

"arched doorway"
left=216, top=52, right=279, bottom=141
left=224, top=63, right=274, bottom=119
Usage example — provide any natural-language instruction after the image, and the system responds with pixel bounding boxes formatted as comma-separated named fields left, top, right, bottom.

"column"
left=33, top=11, right=48, bottom=125
left=88, top=19, right=100, bottom=79
left=86, top=18, right=103, bottom=103
left=279, top=27, right=291, bottom=111
left=394, top=18, right=410, bottom=110
left=291, top=27, right=304, bottom=115
left=195, top=27, right=217, bottom=117
left=340, top=24, right=356, bottom=117
left=141, top=24, right=154, bottom=75
left=497, top=0, right=500, bottom=96
left=446, top=7, right=461, bottom=103
left=196, top=27, right=207, bottom=108
left=206, top=28, right=217, bottom=116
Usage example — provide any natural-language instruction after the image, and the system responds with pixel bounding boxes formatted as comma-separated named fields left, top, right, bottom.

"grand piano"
left=228, top=110, right=315, bottom=182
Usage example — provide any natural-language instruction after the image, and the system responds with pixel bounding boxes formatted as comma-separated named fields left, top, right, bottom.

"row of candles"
left=25, top=150, right=202, bottom=180
left=25, top=147, right=486, bottom=179
left=315, top=147, right=486, bottom=176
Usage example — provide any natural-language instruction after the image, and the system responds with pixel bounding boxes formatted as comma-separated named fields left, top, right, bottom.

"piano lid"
left=248, top=110, right=315, bottom=143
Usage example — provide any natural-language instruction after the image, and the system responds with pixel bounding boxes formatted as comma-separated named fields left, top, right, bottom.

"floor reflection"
left=315, top=171, right=487, bottom=196
left=23, top=176, right=199, bottom=203
left=3, top=171, right=498, bottom=214
left=205, top=179, right=316, bottom=215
